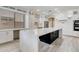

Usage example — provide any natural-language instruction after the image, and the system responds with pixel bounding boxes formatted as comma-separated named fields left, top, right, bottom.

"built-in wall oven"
left=74, top=20, right=79, bottom=31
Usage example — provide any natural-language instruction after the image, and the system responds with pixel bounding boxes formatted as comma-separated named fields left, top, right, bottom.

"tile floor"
left=39, top=35, right=79, bottom=52
left=0, top=35, right=79, bottom=52
left=0, top=40, right=20, bottom=52
left=56, top=35, right=79, bottom=52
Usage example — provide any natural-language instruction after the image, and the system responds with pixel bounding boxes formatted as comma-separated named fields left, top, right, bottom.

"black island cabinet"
left=39, top=30, right=59, bottom=44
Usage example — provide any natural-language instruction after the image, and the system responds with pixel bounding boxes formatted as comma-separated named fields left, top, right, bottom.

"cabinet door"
left=0, top=8, right=14, bottom=29
left=15, top=13, right=25, bottom=28
left=7, top=31, right=13, bottom=41
left=0, top=31, right=8, bottom=44
left=0, top=31, right=13, bottom=44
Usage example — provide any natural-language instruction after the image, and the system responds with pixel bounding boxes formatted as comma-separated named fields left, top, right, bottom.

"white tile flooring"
left=0, top=35, right=79, bottom=52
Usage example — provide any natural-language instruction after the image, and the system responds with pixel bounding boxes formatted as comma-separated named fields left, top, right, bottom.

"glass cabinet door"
left=0, top=8, right=25, bottom=29
left=14, top=13, right=25, bottom=28
left=0, top=8, right=14, bottom=29
left=6, top=11, right=14, bottom=29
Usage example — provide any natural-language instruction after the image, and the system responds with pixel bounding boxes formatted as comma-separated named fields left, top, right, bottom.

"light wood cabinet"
left=48, top=17, right=55, bottom=27
left=14, top=13, right=25, bottom=28
left=0, top=8, right=25, bottom=29
left=0, top=8, right=14, bottom=29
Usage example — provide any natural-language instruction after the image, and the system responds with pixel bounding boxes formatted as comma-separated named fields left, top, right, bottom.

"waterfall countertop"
left=20, top=27, right=62, bottom=52
left=20, top=27, right=62, bottom=36
left=34, top=27, right=62, bottom=36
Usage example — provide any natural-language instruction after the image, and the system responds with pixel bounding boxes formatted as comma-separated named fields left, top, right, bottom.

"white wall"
left=62, top=19, right=73, bottom=35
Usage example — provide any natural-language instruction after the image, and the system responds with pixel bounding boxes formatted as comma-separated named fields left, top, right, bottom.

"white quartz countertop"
left=34, top=27, right=62, bottom=36
left=0, top=28, right=25, bottom=31
left=20, top=27, right=62, bottom=37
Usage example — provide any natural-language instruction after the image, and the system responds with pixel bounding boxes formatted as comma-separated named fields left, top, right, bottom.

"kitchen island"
left=20, top=27, right=62, bottom=52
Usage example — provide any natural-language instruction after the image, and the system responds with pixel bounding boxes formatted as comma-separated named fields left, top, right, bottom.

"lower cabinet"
left=39, top=30, right=59, bottom=44
left=0, top=31, right=13, bottom=44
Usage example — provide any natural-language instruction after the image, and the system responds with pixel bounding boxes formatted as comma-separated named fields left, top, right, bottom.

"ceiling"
left=12, top=6, right=79, bottom=20
left=13, top=6, right=79, bottom=12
